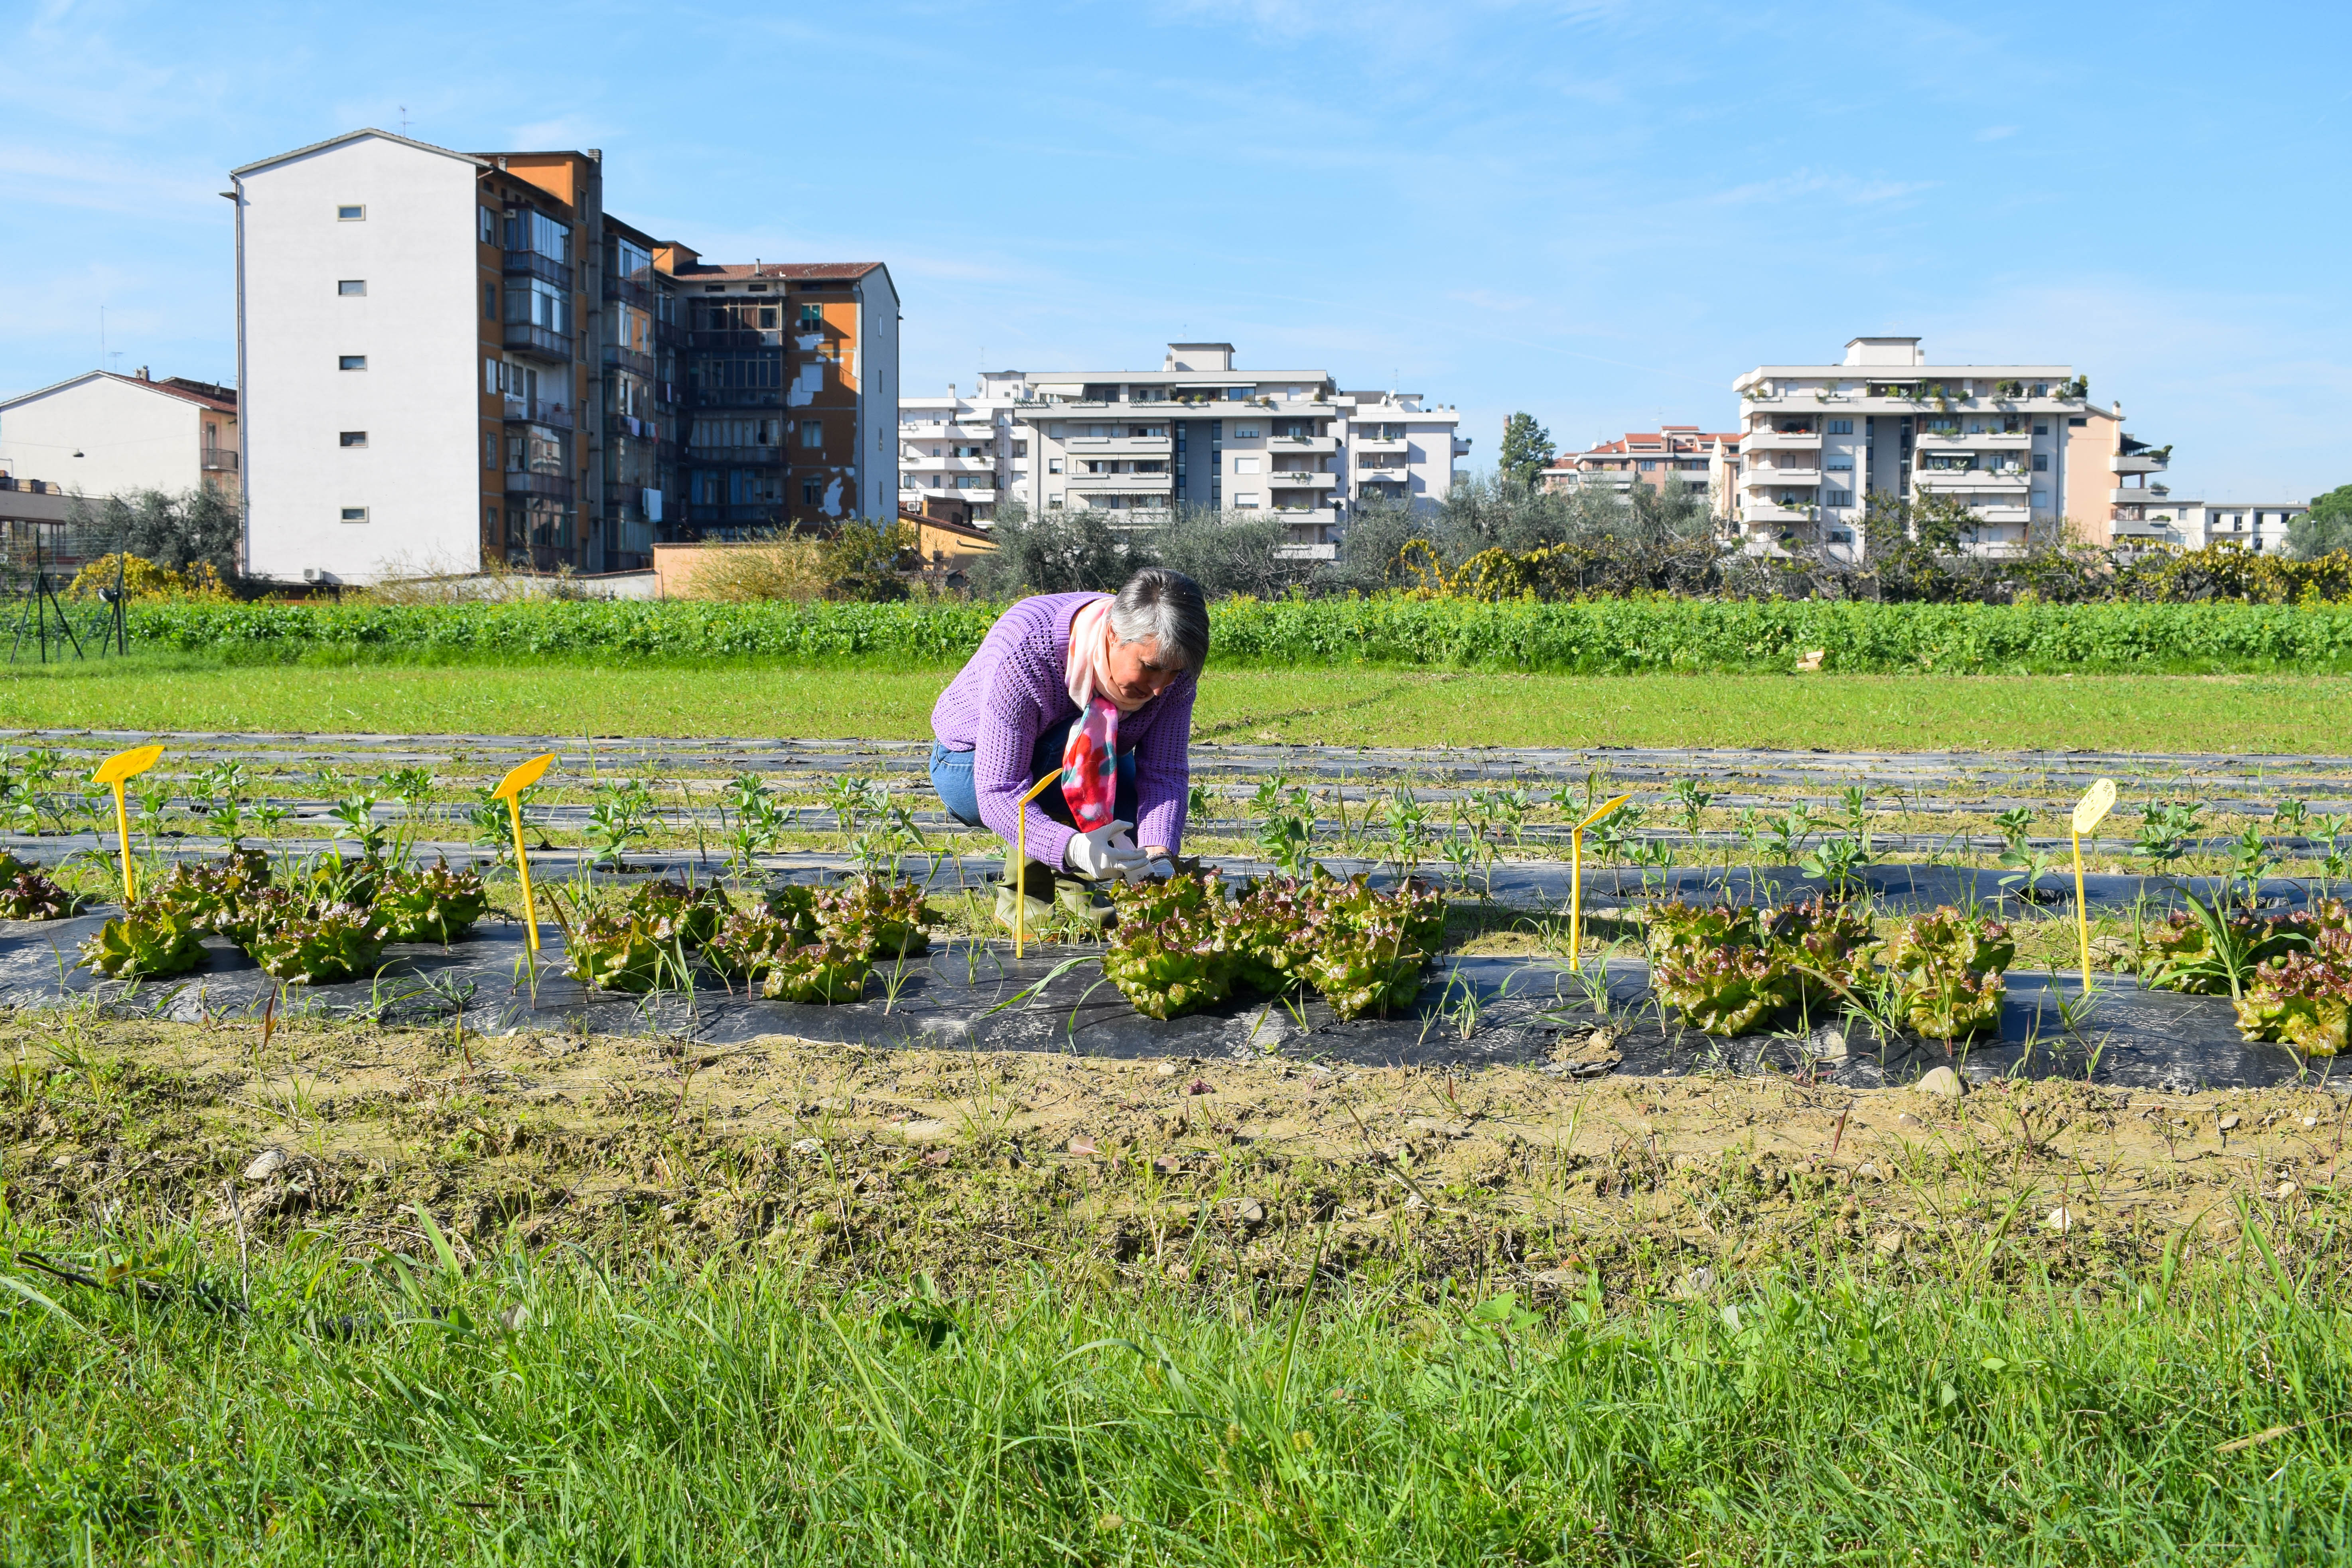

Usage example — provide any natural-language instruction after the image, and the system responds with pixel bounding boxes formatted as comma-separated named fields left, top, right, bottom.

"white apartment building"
left=902, top=343, right=1469, bottom=554
left=1730, top=337, right=2139, bottom=560
left=2114, top=498, right=2310, bottom=552
left=897, top=384, right=1019, bottom=523
left=0, top=369, right=240, bottom=505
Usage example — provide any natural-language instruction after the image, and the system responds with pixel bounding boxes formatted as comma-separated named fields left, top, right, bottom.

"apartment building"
left=1539, top=426, right=1738, bottom=514
left=903, top=343, right=1466, bottom=554
left=2114, top=498, right=2310, bottom=552
left=1728, top=337, right=2141, bottom=560
left=896, top=384, right=1019, bottom=524
left=229, top=128, right=897, bottom=585
left=0, top=369, right=240, bottom=504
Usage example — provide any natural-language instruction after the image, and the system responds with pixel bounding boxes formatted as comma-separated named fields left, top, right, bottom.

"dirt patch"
left=7, top=1013, right=2344, bottom=1300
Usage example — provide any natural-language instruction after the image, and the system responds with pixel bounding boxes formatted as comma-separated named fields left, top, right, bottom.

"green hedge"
left=128, top=596, right=2352, bottom=674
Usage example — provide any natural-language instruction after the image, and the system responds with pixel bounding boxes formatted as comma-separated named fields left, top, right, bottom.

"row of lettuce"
left=126, top=596, right=2352, bottom=674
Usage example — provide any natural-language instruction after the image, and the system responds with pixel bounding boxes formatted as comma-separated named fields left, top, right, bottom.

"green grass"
left=2, top=653, right=2347, bottom=751
left=3, top=1228, right=2346, bottom=1563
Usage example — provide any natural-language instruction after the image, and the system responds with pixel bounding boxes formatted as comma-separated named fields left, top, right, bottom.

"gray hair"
left=1109, top=567, right=1210, bottom=672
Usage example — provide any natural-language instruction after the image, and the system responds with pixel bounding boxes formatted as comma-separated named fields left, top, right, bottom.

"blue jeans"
left=931, top=729, right=1139, bottom=841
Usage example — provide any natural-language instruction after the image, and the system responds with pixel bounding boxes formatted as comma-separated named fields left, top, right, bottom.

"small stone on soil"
left=1895, top=1113, right=1925, bottom=1130
left=1915, top=1067, right=1964, bottom=1098
left=1068, top=1135, right=1098, bottom=1156
left=2046, top=1206, right=2074, bottom=1233
left=2218, top=1114, right=2241, bottom=1132
left=243, top=1148, right=287, bottom=1182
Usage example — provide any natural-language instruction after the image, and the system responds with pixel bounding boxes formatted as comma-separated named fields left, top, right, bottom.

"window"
left=798, top=304, right=822, bottom=329
left=337, top=204, right=365, bottom=221
left=1824, top=456, right=1853, bottom=470
left=503, top=209, right=570, bottom=263
left=1637, top=460, right=1657, bottom=472
left=339, top=431, right=368, bottom=448
left=758, top=306, right=777, bottom=329
left=338, top=279, right=366, bottom=297
left=1233, top=457, right=1260, bottom=473
left=2067, top=417, right=2087, bottom=428
left=2033, top=422, right=2049, bottom=436
left=339, top=355, right=367, bottom=371
left=1047, top=458, right=1063, bottom=474
left=1826, top=419, right=1853, bottom=435
left=1048, top=495, right=1065, bottom=508
left=802, top=479, right=822, bottom=504
left=340, top=507, right=368, bottom=523
left=484, top=282, right=497, bottom=320
left=2031, top=454, right=2049, bottom=471
left=1236, top=426, right=1260, bottom=439
left=1012, top=441, right=1028, bottom=458
left=480, top=207, right=497, bottom=245
left=1824, top=489, right=1854, bottom=507
left=1233, top=493, right=1262, bottom=509
left=799, top=420, right=823, bottom=449
left=484, top=434, right=497, bottom=469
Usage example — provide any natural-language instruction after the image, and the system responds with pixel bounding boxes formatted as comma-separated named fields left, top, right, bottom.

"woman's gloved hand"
left=1065, top=820, right=1149, bottom=884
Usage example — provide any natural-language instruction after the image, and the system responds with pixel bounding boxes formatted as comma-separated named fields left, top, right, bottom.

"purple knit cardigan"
left=930, top=591, right=1195, bottom=868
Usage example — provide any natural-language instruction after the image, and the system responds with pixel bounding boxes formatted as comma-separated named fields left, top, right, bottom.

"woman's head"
left=1104, top=568, right=1209, bottom=704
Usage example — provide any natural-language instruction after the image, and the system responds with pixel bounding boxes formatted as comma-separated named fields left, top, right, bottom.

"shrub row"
left=129, top=595, right=2352, bottom=674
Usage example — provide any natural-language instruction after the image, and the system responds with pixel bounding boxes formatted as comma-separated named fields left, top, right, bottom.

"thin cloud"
left=1975, top=124, right=2019, bottom=141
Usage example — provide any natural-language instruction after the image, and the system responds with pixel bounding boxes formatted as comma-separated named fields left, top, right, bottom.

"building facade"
left=0, top=370, right=239, bottom=505
left=897, top=385, right=1018, bottom=524
left=229, top=129, right=897, bottom=586
left=1539, top=426, right=1738, bottom=515
left=2113, top=498, right=2309, bottom=552
left=1728, top=337, right=2148, bottom=559
left=901, top=343, right=1467, bottom=555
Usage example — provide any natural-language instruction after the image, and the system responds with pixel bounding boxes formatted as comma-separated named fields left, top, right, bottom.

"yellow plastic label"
left=1578, top=793, right=1633, bottom=831
left=493, top=752, right=558, bottom=801
left=2070, top=778, right=2117, bottom=836
left=91, top=744, right=164, bottom=786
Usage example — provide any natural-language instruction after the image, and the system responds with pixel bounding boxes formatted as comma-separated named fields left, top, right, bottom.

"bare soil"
left=8, top=1014, right=2344, bottom=1298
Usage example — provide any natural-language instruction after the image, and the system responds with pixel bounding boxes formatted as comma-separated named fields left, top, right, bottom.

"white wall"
left=241, top=134, right=483, bottom=582
left=0, top=375, right=204, bottom=498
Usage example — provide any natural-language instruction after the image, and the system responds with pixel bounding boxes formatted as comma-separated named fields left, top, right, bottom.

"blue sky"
left=4, top=0, right=2345, bottom=502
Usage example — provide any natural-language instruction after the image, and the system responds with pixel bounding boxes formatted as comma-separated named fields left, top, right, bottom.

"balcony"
left=199, top=447, right=238, bottom=472
left=1066, top=472, right=1173, bottom=492
left=903, top=454, right=996, bottom=474
left=1268, top=470, right=1338, bottom=489
left=501, top=396, right=575, bottom=430
left=1266, top=434, right=1339, bottom=454
left=686, top=503, right=785, bottom=527
left=1915, top=470, right=2028, bottom=493
left=1919, top=429, right=2031, bottom=449
left=503, top=249, right=574, bottom=290
left=1744, top=428, right=1823, bottom=451
left=505, top=470, right=576, bottom=503
left=1971, top=505, right=2031, bottom=524
left=1451, top=437, right=1473, bottom=456
left=693, top=446, right=787, bottom=467
left=1356, top=463, right=1410, bottom=481
left=2112, top=452, right=2169, bottom=475
left=899, top=421, right=954, bottom=442
left=602, top=344, right=655, bottom=378
left=1064, top=435, right=1171, bottom=458
left=503, top=321, right=573, bottom=364
left=689, top=386, right=781, bottom=410
left=1744, top=501, right=1814, bottom=525
left=688, top=328, right=783, bottom=350
left=2111, top=486, right=2172, bottom=505
left=1267, top=502, right=1337, bottom=522
left=1744, top=467, right=1820, bottom=488
left=1352, top=436, right=1410, bottom=455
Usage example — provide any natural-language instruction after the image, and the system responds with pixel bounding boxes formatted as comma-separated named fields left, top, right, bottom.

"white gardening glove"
left=1065, top=820, right=1149, bottom=884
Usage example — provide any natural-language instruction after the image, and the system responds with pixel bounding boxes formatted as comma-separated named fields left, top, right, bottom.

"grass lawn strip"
left=4, top=656, right=2352, bottom=752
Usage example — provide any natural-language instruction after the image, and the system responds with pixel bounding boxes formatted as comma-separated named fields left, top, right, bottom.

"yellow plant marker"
left=493, top=753, right=558, bottom=953
left=2069, top=777, right=2117, bottom=994
left=91, top=744, right=164, bottom=904
left=1569, top=793, right=1633, bottom=962
left=1011, top=772, right=1060, bottom=959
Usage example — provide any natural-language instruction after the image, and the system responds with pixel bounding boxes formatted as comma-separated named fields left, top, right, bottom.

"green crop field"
left=1, top=653, right=2346, bottom=751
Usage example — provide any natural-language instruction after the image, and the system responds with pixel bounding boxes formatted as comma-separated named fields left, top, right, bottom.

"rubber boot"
left=993, top=859, right=1057, bottom=934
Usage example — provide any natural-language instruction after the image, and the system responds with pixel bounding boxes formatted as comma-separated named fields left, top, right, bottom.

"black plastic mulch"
left=0, top=909, right=2331, bottom=1095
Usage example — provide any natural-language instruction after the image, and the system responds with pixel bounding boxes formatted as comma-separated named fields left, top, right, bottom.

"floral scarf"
left=1061, top=595, right=1145, bottom=831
